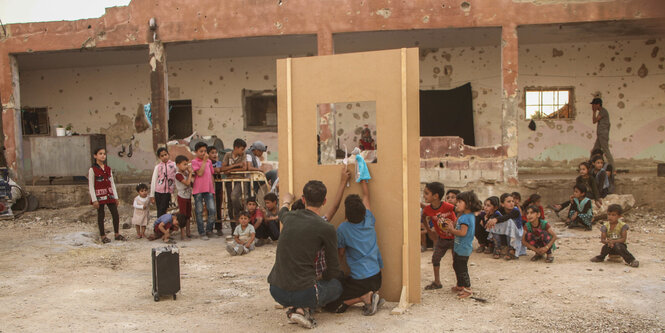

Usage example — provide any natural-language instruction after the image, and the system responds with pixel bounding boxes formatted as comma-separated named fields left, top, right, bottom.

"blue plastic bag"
left=355, top=154, right=371, bottom=182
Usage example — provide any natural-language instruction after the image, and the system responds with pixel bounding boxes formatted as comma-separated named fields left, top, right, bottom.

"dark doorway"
left=168, top=100, right=193, bottom=140
left=419, top=83, right=475, bottom=146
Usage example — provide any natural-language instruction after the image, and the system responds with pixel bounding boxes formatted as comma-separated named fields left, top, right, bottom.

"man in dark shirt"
left=268, top=180, right=342, bottom=329
left=591, top=98, right=614, bottom=167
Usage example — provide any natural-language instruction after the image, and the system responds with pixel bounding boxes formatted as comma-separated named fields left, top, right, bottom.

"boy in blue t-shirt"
left=325, top=180, right=384, bottom=316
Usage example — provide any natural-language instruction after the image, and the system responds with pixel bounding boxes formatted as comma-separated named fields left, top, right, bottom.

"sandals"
left=457, top=288, right=473, bottom=299
left=505, top=249, right=518, bottom=261
left=101, top=236, right=111, bottom=244
left=451, top=286, right=463, bottom=293
left=425, top=282, right=443, bottom=290
left=114, top=234, right=127, bottom=241
left=493, top=251, right=501, bottom=259
left=476, top=245, right=486, bottom=253
left=287, top=308, right=316, bottom=329
left=484, top=246, right=493, bottom=254
left=530, top=254, right=543, bottom=261
left=545, top=256, right=554, bottom=263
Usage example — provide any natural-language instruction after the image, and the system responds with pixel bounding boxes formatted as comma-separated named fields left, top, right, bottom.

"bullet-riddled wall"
left=166, top=55, right=282, bottom=161
left=518, top=37, right=665, bottom=170
left=19, top=63, right=155, bottom=180
left=419, top=45, right=502, bottom=147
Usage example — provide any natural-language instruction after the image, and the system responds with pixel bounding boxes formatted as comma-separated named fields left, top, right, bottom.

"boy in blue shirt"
left=325, top=180, right=384, bottom=316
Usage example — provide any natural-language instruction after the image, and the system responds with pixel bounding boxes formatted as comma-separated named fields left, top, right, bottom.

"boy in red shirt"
left=422, top=182, right=457, bottom=290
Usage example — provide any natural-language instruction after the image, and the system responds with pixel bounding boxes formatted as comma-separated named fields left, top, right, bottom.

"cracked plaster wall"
left=19, top=63, right=154, bottom=179
left=419, top=45, right=502, bottom=147
left=518, top=37, right=665, bottom=169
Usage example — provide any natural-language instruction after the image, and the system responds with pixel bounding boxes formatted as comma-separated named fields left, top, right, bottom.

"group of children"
left=88, top=138, right=276, bottom=248
left=417, top=152, right=638, bottom=298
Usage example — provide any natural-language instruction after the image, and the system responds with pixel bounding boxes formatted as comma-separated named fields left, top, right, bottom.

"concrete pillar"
left=0, top=54, right=23, bottom=176
left=317, top=28, right=334, bottom=56
left=501, top=24, right=519, bottom=183
left=149, top=40, right=168, bottom=152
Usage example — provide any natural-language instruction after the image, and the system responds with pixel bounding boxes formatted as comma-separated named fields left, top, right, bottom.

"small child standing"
left=132, top=183, right=151, bottom=238
left=88, top=147, right=124, bottom=244
left=590, top=204, right=639, bottom=267
left=226, top=211, right=256, bottom=256
left=191, top=142, right=217, bottom=240
left=566, top=184, right=593, bottom=230
left=174, top=155, right=193, bottom=240
left=207, top=145, right=224, bottom=236
left=444, top=191, right=480, bottom=299
left=522, top=205, right=557, bottom=263
left=150, top=147, right=177, bottom=217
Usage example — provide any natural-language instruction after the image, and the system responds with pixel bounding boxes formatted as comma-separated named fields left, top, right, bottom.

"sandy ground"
left=1, top=205, right=665, bottom=333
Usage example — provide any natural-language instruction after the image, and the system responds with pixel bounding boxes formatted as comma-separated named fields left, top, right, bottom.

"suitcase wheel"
left=154, top=295, right=160, bottom=302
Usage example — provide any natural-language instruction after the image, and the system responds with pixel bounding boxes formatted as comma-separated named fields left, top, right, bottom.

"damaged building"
left=1, top=0, right=664, bottom=205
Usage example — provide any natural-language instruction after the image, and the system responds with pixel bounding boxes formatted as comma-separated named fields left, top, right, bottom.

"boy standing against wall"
left=192, top=142, right=216, bottom=240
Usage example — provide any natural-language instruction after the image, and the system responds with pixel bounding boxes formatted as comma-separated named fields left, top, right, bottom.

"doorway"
left=419, top=83, right=475, bottom=146
left=168, top=100, right=193, bottom=140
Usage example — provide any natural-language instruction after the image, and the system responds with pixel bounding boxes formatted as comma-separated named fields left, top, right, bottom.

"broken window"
left=242, top=89, right=277, bottom=132
left=525, top=87, right=574, bottom=120
left=21, top=107, right=49, bottom=135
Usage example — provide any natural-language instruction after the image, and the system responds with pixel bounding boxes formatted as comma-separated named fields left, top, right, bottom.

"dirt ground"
left=1, top=204, right=665, bottom=332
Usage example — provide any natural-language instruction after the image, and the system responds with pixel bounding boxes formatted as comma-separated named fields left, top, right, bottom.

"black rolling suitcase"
left=151, top=245, right=180, bottom=301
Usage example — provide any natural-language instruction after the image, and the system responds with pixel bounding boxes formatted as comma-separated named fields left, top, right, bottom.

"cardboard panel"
left=277, top=48, right=421, bottom=303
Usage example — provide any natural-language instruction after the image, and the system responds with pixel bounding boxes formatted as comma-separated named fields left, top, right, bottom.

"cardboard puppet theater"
left=277, top=48, right=421, bottom=305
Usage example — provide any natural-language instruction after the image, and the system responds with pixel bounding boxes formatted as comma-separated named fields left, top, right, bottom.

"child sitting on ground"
left=422, top=182, right=457, bottom=290
left=591, top=154, right=612, bottom=198
left=246, top=197, right=269, bottom=246
left=131, top=183, right=151, bottom=239
left=512, top=192, right=523, bottom=217
left=485, top=193, right=523, bottom=260
left=475, top=196, right=500, bottom=254
left=148, top=213, right=185, bottom=243
left=150, top=147, right=177, bottom=217
left=550, top=161, right=602, bottom=213
left=174, top=155, right=193, bottom=240
left=522, top=205, right=557, bottom=263
left=521, top=194, right=545, bottom=221
left=227, top=211, right=256, bottom=256
left=590, top=204, right=639, bottom=267
left=326, top=179, right=384, bottom=315
left=566, top=184, right=593, bottom=230
left=444, top=191, right=480, bottom=299
left=263, top=192, right=281, bottom=241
